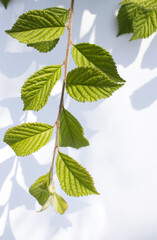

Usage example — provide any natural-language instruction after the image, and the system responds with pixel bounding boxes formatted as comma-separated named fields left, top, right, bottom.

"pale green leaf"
left=131, top=9, right=157, bottom=40
left=51, top=193, right=68, bottom=214
left=3, top=122, right=53, bottom=156
left=117, top=3, right=140, bottom=36
left=27, top=38, right=59, bottom=53
left=29, top=173, right=50, bottom=206
left=1, top=0, right=11, bottom=8
left=6, top=9, right=65, bottom=44
left=66, top=67, right=124, bottom=102
left=56, top=152, right=99, bottom=197
left=59, top=108, right=89, bottom=149
left=30, top=173, right=68, bottom=214
left=120, top=0, right=157, bottom=10
left=72, top=43, right=125, bottom=83
left=38, top=196, right=51, bottom=212
left=21, top=65, right=62, bottom=111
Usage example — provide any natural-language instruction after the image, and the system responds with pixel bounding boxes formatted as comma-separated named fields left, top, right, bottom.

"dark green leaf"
left=1, top=0, right=11, bottom=8
left=117, top=3, right=140, bottom=36
left=59, top=108, right=89, bottom=149
left=27, top=38, right=59, bottom=53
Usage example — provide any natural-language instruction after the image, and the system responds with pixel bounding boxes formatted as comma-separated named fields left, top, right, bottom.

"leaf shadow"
left=130, top=77, right=157, bottom=110
left=141, top=34, right=157, bottom=70
left=73, top=0, right=142, bottom=68
left=0, top=0, right=150, bottom=238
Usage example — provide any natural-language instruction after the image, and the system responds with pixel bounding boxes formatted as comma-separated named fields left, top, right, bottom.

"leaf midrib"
left=7, top=126, right=53, bottom=144
left=59, top=153, right=97, bottom=193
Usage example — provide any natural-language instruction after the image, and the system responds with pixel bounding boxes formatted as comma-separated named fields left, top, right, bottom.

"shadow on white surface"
left=130, top=77, right=157, bottom=110
left=141, top=34, right=157, bottom=70
left=0, top=0, right=157, bottom=240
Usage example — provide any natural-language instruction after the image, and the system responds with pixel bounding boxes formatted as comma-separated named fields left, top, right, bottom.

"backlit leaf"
left=51, top=193, right=68, bottom=214
left=3, top=123, right=53, bottom=156
left=56, top=152, right=99, bottom=197
left=21, top=65, right=62, bottom=111
left=72, top=43, right=125, bottom=83
left=120, top=0, right=157, bottom=10
left=27, top=8, right=69, bottom=52
left=6, top=9, right=65, bottom=44
left=66, top=67, right=124, bottom=102
left=131, top=9, right=157, bottom=40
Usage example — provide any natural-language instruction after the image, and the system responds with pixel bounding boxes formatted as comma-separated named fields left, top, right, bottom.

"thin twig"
left=50, top=0, right=75, bottom=186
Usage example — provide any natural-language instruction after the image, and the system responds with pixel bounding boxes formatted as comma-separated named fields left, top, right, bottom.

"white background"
left=0, top=0, right=157, bottom=239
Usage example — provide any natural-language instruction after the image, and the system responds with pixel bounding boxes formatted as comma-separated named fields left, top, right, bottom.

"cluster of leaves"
left=117, top=0, right=157, bottom=40
left=3, top=6, right=125, bottom=214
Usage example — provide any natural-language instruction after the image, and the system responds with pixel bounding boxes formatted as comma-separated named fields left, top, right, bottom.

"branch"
left=50, top=0, right=75, bottom=186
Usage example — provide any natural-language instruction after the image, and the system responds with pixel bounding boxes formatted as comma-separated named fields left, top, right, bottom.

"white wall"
left=0, top=0, right=157, bottom=239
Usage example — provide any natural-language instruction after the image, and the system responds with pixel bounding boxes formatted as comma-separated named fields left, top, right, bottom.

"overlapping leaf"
left=30, top=173, right=68, bottom=214
left=59, top=108, right=89, bottom=149
left=72, top=43, right=125, bottom=83
left=50, top=193, right=68, bottom=214
left=6, top=9, right=65, bottom=44
left=118, top=0, right=157, bottom=40
left=3, top=122, right=53, bottom=156
left=117, top=3, right=140, bottom=36
left=21, top=65, right=62, bottom=111
left=120, top=0, right=157, bottom=10
left=27, top=38, right=59, bottom=53
left=66, top=67, right=124, bottom=102
left=56, top=152, right=99, bottom=197
left=131, top=9, right=157, bottom=40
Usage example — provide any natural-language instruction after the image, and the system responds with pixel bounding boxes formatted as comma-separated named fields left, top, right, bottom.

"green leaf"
left=21, top=65, right=62, bottom=111
left=131, top=9, right=157, bottom=40
left=66, top=67, right=124, bottom=102
left=1, top=0, right=11, bottom=8
left=29, top=173, right=50, bottom=206
left=72, top=43, right=125, bottom=83
left=50, top=193, right=68, bottom=214
left=46, top=7, right=69, bottom=24
left=3, top=122, right=53, bottom=156
left=26, top=8, right=69, bottom=53
left=59, top=108, right=89, bottom=149
left=30, top=173, right=68, bottom=214
left=117, top=3, right=140, bottom=36
left=120, top=0, right=157, bottom=10
left=6, top=9, right=65, bottom=44
left=56, top=152, right=99, bottom=197
left=27, top=38, right=59, bottom=53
